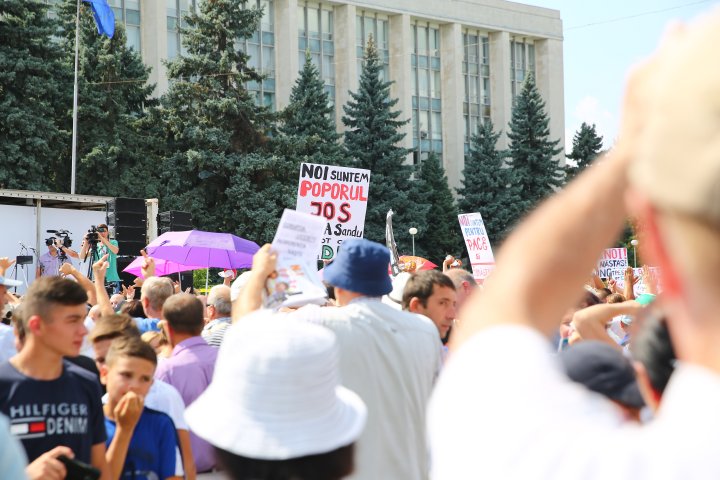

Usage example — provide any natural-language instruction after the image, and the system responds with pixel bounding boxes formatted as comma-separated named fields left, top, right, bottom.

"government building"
left=97, top=0, right=564, bottom=189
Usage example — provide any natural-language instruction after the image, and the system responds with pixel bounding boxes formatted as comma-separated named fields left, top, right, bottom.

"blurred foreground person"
left=186, top=314, right=366, bottom=480
left=429, top=9, right=720, bottom=479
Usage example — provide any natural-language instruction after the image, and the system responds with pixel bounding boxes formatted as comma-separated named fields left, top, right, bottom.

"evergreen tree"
left=415, top=153, right=461, bottom=263
left=506, top=73, right=563, bottom=218
left=0, top=1, right=69, bottom=191
left=342, top=36, right=418, bottom=248
left=56, top=0, right=160, bottom=196
left=159, top=0, right=285, bottom=241
left=457, top=120, right=520, bottom=243
left=280, top=51, right=344, bottom=165
left=565, top=122, right=603, bottom=181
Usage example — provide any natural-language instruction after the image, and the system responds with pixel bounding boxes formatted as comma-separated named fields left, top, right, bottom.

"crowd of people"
left=1, top=7, right=720, bottom=480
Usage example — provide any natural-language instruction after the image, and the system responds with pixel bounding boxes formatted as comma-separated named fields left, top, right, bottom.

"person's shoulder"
left=64, top=360, right=102, bottom=391
left=0, top=360, right=20, bottom=382
left=140, top=407, right=177, bottom=435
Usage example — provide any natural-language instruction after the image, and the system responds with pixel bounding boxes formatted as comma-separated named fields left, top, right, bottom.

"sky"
left=523, top=0, right=716, bottom=151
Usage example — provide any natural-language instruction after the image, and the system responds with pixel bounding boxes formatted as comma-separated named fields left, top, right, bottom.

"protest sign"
left=597, top=248, right=628, bottom=280
left=296, top=162, right=371, bottom=261
left=458, top=213, right=495, bottom=283
left=267, top=209, right=328, bottom=309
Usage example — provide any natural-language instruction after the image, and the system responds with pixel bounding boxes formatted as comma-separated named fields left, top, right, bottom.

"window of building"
left=463, top=29, right=490, bottom=153
left=108, top=0, right=141, bottom=51
left=297, top=2, right=335, bottom=104
left=510, top=38, right=535, bottom=99
left=167, top=0, right=197, bottom=60
left=411, top=21, right=442, bottom=163
left=356, top=11, right=390, bottom=82
left=239, top=0, right=276, bottom=110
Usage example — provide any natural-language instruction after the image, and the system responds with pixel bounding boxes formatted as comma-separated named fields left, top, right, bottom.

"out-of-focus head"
left=631, top=307, right=676, bottom=413
left=626, top=10, right=720, bottom=298
left=110, top=294, right=124, bottom=311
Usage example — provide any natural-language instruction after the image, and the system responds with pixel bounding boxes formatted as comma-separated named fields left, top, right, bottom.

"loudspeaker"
left=116, top=255, right=138, bottom=293
left=107, top=198, right=147, bottom=256
left=158, top=210, right=193, bottom=235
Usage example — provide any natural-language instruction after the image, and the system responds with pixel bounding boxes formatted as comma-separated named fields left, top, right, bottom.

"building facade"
left=109, top=0, right=565, bottom=189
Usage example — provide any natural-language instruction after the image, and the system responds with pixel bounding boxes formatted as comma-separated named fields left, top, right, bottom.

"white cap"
left=229, top=271, right=252, bottom=302
left=381, top=272, right=412, bottom=310
left=185, top=312, right=367, bottom=460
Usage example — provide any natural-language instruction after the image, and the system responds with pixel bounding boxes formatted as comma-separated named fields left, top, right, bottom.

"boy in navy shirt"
left=101, top=336, right=180, bottom=480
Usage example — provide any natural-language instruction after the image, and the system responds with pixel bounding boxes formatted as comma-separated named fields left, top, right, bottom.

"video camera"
left=46, top=229, right=72, bottom=249
left=86, top=225, right=100, bottom=245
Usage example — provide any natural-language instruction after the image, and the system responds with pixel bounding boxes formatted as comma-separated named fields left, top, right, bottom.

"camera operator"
left=79, top=223, right=121, bottom=293
left=36, top=235, right=79, bottom=278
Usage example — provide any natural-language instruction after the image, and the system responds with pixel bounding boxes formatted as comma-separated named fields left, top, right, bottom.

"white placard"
left=296, top=163, right=371, bottom=261
left=458, top=212, right=495, bottom=283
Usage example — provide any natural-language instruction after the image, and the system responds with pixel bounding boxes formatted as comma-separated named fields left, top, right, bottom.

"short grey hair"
left=207, top=285, right=232, bottom=316
left=140, top=277, right=174, bottom=311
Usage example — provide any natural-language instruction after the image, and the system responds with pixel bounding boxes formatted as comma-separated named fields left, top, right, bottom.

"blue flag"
left=84, top=0, right=115, bottom=39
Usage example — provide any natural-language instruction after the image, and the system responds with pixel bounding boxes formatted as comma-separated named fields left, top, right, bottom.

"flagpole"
left=70, top=0, right=80, bottom=194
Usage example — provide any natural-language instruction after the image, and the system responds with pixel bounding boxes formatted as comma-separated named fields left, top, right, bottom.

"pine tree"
left=342, top=36, right=418, bottom=248
left=415, top=153, right=461, bottom=263
left=457, top=120, right=520, bottom=243
left=280, top=51, right=344, bottom=164
left=565, top=122, right=603, bottom=181
left=506, top=73, right=563, bottom=217
left=0, top=1, right=69, bottom=191
left=158, top=0, right=285, bottom=241
left=56, top=0, right=159, bottom=196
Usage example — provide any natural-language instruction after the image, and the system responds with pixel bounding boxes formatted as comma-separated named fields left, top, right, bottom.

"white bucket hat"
left=185, top=312, right=367, bottom=460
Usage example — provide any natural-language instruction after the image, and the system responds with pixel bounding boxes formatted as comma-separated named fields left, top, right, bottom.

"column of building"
left=140, top=1, right=168, bottom=96
left=439, top=23, right=465, bottom=190
left=274, top=0, right=299, bottom=110
left=488, top=31, right=512, bottom=150
left=333, top=4, right=357, bottom=131
left=534, top=38, right=565, bottom=163
left=388, top=13, right=413, bottom=154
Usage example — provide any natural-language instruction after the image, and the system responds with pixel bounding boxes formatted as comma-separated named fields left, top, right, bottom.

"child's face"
left=101, top=356, right=155, bottom=404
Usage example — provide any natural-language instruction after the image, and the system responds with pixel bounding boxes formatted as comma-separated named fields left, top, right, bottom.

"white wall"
left=0, top=205, right=106, bottom=293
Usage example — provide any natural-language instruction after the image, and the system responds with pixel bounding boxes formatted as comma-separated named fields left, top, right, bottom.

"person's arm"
left=60, top=245, right=80, bottom=259
left=622, top=266, right=638, bottom=301
left=90, top=442, right=112, bottom=480
left=642, top=264, right=659, bottom=295
left=177, top=429, right=196, bottom=480
left=105, top=392, right=143, bottom=480
left=140, top=250, right=156, bottom=279
left=101, top=236, right=119, bottom=255
left=572, top=301, right=642, bottom=346
left=25, top=446, right=74, bottom=480
left=92, top=254, right=113, bottom=317
left=59, top=263, right=97, bottom=306
left=232, top=244, right=277, bottom=323
left=79, top=235, right=91, bottom=261
left=0, top=257, right=15, bottom=277
left=452, top=151, right=631, bottom=348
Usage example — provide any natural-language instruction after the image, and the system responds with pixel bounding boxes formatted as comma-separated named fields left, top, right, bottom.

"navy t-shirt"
left=0, top=359, right=106, bottom=463
left=105, top=407, right=179, bottom=480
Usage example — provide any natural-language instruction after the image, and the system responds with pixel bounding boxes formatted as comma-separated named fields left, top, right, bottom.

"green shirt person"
left=79, top=223, right=121, bottom=288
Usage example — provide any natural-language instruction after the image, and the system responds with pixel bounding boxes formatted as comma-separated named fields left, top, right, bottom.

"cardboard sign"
left=458, top=213, right=495, bottom=282
left=296, top=163, right=371, bottom=261
left=266, top=209, right=328, bottom=309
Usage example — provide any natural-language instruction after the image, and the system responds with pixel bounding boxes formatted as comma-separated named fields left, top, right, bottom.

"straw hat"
left=185, top=312, right=366, bottom=460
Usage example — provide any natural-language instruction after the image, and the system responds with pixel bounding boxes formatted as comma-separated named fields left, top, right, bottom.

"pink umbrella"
left=123, top=256, right=203, bottom=279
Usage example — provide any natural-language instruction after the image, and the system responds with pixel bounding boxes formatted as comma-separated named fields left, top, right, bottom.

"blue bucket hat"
left=324, top=239, right=393, bottom=297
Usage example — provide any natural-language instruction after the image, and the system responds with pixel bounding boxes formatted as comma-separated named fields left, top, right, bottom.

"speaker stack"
left=157, top=210, right=194, bottom=292
left=107, top=198, right=147, bottom=291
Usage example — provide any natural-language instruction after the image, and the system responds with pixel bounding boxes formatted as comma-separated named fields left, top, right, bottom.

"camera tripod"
left=11, top=244, right=33, bottom=293
left=85, top=241, right=101, bottom=280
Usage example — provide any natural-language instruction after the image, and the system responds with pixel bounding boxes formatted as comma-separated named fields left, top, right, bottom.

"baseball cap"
left=0, top=276, right=22, bottom=287
left=560, top=341, right=645, bottom=409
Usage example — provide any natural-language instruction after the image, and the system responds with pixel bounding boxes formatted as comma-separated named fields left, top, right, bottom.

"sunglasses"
left=97, top=227, right=107, bottom=232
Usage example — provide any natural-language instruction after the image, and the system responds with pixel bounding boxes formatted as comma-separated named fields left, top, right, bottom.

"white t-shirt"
left=290, top=298, right=442, bottom=480
left=428, top=325, right=720, bottom=479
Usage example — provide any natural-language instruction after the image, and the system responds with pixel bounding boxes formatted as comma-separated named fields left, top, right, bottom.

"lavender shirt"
left=155, top=336, right=218, bottom=472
